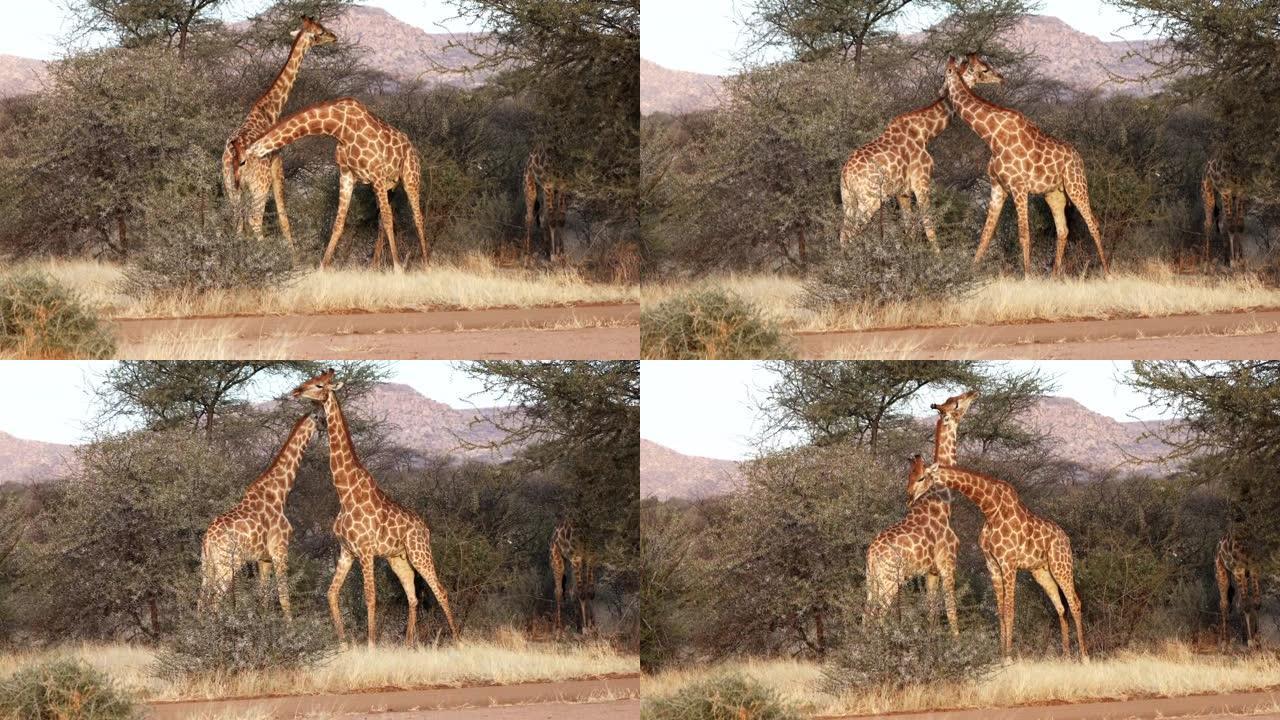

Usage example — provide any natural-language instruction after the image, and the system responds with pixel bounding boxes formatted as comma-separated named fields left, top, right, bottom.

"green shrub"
left=642, top=674, right=800, bottom=720
left=822, top=621, right=999, bottom=691
left=641, top=290, right=791, bottom=359
left=805, top=224, right=981, bottom=308
left=0, top=272, right=116, bottom=358
left=0, top=659, right=138, bottom=720
left=150, top=590, right=339, bottom=680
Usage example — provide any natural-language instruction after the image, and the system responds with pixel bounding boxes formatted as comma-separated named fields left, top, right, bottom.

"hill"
left=0, top=431, right=76, bottom=486
left=640, top=439, right=740, bottom=500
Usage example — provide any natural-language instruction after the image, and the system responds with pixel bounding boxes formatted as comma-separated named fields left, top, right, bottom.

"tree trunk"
left=149, top=596, right=160, bottom=635
left=796, top=227, right=807, bottom=267
left=116, top=214, right=128, bottom=259
left=814, top=608, right=826, bottom=656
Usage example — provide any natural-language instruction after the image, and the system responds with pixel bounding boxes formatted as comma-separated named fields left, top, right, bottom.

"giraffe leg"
left=358, top=552, right=378, bottom=648
left=973, top=182, right=1007, bottom=268
left=925, top=573, right=941, bottom=629
left=1051, top=563, right=1088, bottom=661
left=1233, top=568, right=1252, bottom=648
left=1215, top=552, right=1231, bottom=647
left=1201, top=176, right=1216, bottom=264
left=247, top=164, right=271, bottom=240
left=327, top=546, right=355, bottom=644
left=910, top=176, right=939, bottom=251
left=270, top=155, right=294, bottom=248
left=322, top=170, right=356, bottom=270
left=940, top=566, right=959, bottom=637
left=897, top=193, right=915, bottom=238
left=1002, top=568, right=1018, bottom=658
left=1031, top=568, right=1069, bottom=656
left=408, top=530, right=459, bottom=640
left=1045, top=190, right=1070, bottom=277
left=403, top=166, right=430, bottom=267
left=1249, top=572, right=1262, bottom=649
left=523, top=167, right=538, bottom=263
left=268, top=541, right=292, bottom=623
left=373, top=186, right=402, bottom=273
left=221, top=148, right=244, bottom=236
left=1066, top=182, right=1108, bottom=275
left=1012, top=191, right=1032, bottom=277
left=387, top=555, right=419, bottom=647
left=983, top=552, right=1008, bottom=655
left=256, top=560, right=272, bottom=604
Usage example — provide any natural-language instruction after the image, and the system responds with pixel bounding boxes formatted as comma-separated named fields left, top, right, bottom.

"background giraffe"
left=943, top=54, right=1108, bottom=277
left=863, top=390, right=975, bottom=634
left=839, top=59, right=1004, bottom=248
left=1215, top=530, right=1262, bottom=648
left=913, top=462, right=1087, bottom=660
left=199, top=412, right=319, bottom=621
left=524, top=148, right=569, bottom=262
left=224, top=16, right=336, bottom=243
left=1201, top=157, right=1249, bottom=266
left=245, top=97, right=429, bottom=272
left=549, top=518, right=596, bottom=634
left=292, top=369, right=458, bottom=647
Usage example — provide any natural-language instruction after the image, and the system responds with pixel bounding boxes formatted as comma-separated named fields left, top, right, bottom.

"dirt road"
left=799, top=309, right=1280, bottom=359
left=340, top=698, right=639, bottom=720
left=824, top=687, right=1280, bottom=720
left=113, top=304, right=639, bottom=359
left=146, top=676, right=639, bottom=720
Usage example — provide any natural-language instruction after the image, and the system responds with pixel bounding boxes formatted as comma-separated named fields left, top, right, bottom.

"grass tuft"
left=0, top=272, right=116, bottom=358
left=641, top=673, right=800, bottom=720
left=641, top=289, right=791, bottom=359
left=0, top=658, right=139, bottom=720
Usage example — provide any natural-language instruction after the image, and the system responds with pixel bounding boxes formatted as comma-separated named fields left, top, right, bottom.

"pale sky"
left=640, top=361, right=1168, bottom=461
left=0, top=1, right=479, bottom=60
left=641, top=0, right=1160, bottom=76
left=0, top=361, right=503, bottom=445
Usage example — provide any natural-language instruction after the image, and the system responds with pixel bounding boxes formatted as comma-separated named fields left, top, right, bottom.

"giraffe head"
left=904, top=453, right=927, bottom=498
left=931, top=389, right=978, bottom=421
left=957, top=53, right=1004, bottom=87
left=296, top=16, right=338, bottom=47
left=291, top=368, right=344, bottom=405
left=909, top=462, right=945, bottom=503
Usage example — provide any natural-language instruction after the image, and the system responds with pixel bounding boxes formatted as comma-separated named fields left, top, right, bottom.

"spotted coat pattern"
left=246, top=98, right=429, bottom=272
left=1215, top=531, right=1262, bottom=648
left=914, top=463, right=1088, bottom=659
left=200, top=413, right=319, bottom=620
left=223, top=16, right=336, bottom=244
left=1201, top=158, right=1249, bottom=266
left=524, top=149, right=569, bottom=262
left=549, top=519, right=596, bottom=633
left=293, top=369, right=458, bottom=647
left=944, top=54, right=1107, bottom=276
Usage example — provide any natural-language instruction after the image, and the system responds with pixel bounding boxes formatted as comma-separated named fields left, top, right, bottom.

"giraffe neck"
left=945, top=69, right=1006, bottom=148
left=247, top=415, right=317, bottom=509
left=254, top=103, right=352, bottom=155
left=934, top=414, right=959, bottom=466
left=934, top=467, right=1014, bottom=521
left=910, top=98, right=951, bottom=141
left=250, top=33, right=315, bottom=127
left=320, top=391, right=374, bottom=501
left=552, top=521, right=574, bottom=557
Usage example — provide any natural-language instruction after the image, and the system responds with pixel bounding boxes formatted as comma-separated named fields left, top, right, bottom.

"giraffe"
left=840, top=58, right=1005, bottom=248
left=224, top=16, right=337, bottom=243
left=523, top=148, right=569, bottom=262
left=863, top=390, right=975, bottom=635
left=292, top=369, right=458, bottom=647
left=1201, top=157, right=1249, bottom=266
left=942, top=54, right=1108, bottom=277
left=199, top=412, right=319, bottom=621
left=549, top=518, right=597, bottom=634
left=912, top=462, right=1087, bottom=660
left=1215, top=530, right=1262, bottom=648
left=244, top=98, right=429, bottom=272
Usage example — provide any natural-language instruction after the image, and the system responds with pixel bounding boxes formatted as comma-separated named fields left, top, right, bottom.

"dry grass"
left=0, top=635, right=638, bottom=703
left=25, top=257, right=636, bottom=320
left=113, top=324, right=294, bottom=360
left=643, top=265, right=1280, bottom=333
left=642, top=644, right=1280, bottom=717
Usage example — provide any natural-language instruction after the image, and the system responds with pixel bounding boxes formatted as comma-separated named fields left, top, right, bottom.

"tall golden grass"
left=643, top=265, right=1280, bottom=333
left=642, top=644, right=1280, bottom=716
left=0, top=633, right=638, bottom=702
left=24, top=256, right=637, bottom=320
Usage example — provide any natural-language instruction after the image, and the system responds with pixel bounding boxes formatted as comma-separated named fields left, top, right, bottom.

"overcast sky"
left=642, top=0, right=1159, bottom=76
left=0, top=1, right=480, bottom=60
left=641, top=361, right=1169, bottom=461
left=0, top=361, right=504, bottom=445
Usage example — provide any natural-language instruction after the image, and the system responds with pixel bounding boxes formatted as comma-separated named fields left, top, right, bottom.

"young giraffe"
left=943, top=54, right=1108, bottom=277
left=224, top=16, right=337, bottom=243
left=292, top=369, right=458, bottom=646
left=913, top=462, right=1087, bottom=660
left=863, top=390, right=976, bottom=634
left=1215, top=530, right=1262, bottom=648
left=1201, top=157, right=1249, bottom=266
left=199, top=412, right=320, bottom=621
left=840, top=59, right=1005, bottom=248
left=244, top=98, right=429, bottom=272
left=549, top=519, right=596, bottom=633
left=524, top=148, right=568, bottom=262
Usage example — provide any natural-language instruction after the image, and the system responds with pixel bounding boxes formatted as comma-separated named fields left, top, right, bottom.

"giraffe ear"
left=331, top=381, right=345, bottom=391
left=291, top=29, right=301, bottom=40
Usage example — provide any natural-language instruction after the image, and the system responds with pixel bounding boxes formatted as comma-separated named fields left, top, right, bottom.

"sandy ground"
left=821, top=687, right=1280, bottom=720
left=799, top=309, right=1280, bottom=359
left=339, top=698, right=639, bottom=720
left=146, top=676, right=639, bottom=720
left=113, top=304, right=639, bottom=359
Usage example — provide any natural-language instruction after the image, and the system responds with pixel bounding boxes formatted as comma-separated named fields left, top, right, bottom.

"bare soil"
left=145, top=676, right=639, bottom=720
left=799, top=309, right=1280, bottom=359
left=341, top=698, right=639, bottom=720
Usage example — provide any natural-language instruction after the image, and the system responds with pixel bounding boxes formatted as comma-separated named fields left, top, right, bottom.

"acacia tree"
left=743, top=0, right=926, bottom=67
left=66, top=0, right=226, bottom=59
